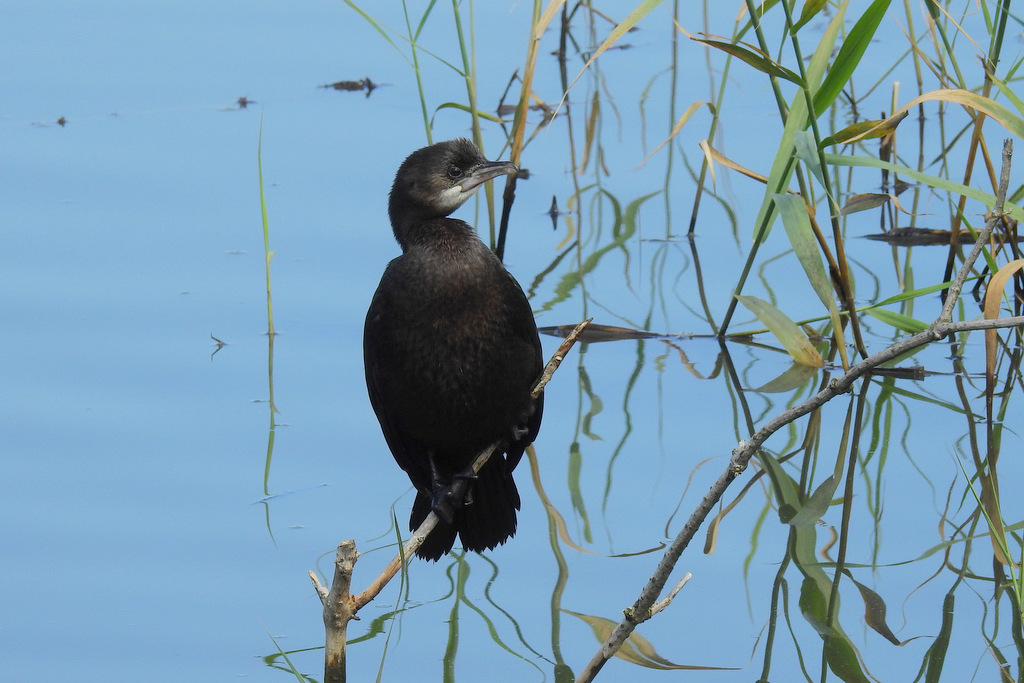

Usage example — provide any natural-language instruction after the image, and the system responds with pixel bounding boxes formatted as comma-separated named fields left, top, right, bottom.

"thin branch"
left=649, top=572, right=691, bottom=618
left=310, top=570, right=329, bottom=601
left=938, top=139, right=1013, bottom=322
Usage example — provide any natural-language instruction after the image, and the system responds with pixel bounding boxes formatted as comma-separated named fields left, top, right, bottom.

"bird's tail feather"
left=410, top=454, right=520, bottom=561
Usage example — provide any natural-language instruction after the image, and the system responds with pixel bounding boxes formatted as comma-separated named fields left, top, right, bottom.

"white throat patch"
left=436, top=184, right=477, bottom=213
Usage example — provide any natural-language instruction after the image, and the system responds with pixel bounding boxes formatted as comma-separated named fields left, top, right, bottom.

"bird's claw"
left=431, top=490, right=457, bottom=524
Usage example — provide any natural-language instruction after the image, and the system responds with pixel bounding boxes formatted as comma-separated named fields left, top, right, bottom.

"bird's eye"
left=446, top=165, right=463, bottom=179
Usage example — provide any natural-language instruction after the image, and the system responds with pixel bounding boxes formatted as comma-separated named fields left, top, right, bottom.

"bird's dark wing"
left=363, top=273, right=434, bottom=495
left=500, top=268, right=544, bottom=472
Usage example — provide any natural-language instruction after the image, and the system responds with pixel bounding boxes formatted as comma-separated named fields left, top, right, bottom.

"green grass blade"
left=343, top=1, right=408, bottom=59
left=560, top=0, right=661, bottom=107
left=775, top=193, right=848, bottom=367
left=863, top=307, right=930, bottom=333
left=821, top=111, right=909, bottom=147
left=691, top=36, right=803, bottom=84
left=990, top=72, right=1024, bottom=116
left=823, top=153, right=1024, bottom=221
left=751, top=1, right=846, bottom=242
left=257, top=114, right=275, bottom=337
left=792, top=0, right=828, bottom=33
left=898, top=88, right=1024, bottom=139
left=412, top=0, right=440, bottom=40
left=736, top=295, right=824, bottom=367
left=794, top=130, right=827, bottom=189
left=433, top=101, right=507, bottom=124
left=812, top=0, right=892, bottom=116
left=870, top=280, right=957, bottom=307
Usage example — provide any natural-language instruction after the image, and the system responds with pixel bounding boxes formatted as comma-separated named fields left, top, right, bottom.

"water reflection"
left=302, top=2, right=1024, bottom=682
left=6, top=0, right=1023, bottom=680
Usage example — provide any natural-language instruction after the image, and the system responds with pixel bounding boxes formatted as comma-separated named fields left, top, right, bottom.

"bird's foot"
left=427, top=454, right=456, bottom=523
left=428, top=474, right=475, bottom=523
left=428, top=455, right=482, bottom=521
left=431, top=491, right=457, bottom=524
left=510, top=423, right=529, bottom=442
left=451, top=466, right=479, bottom=505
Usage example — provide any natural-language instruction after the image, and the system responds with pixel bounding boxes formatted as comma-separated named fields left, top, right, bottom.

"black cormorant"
left=363, top=138, right=543, bottom=560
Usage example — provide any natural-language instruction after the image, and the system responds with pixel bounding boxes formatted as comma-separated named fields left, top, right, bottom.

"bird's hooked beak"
left=459, top=160, right=518, bottom=194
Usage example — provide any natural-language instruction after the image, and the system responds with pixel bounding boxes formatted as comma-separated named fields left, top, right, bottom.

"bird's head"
left=388, top=138, right=517, bottom=243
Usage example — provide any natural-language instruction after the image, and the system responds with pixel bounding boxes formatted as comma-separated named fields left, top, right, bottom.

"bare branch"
left=938, top=139, right=1013, bottom=322
left=531, top=318, right=593, bottom=399
left=318, top=541, right=359, bottom=682
left=649, top=572, right=691, bottom=618
left=309, top=570, right=329, bottom=601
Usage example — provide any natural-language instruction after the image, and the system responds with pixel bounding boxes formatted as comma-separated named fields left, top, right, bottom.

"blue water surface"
left=4, top=2, right=1017, bottom=682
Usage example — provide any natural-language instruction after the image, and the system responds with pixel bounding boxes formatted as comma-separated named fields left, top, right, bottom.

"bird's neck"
left=391, top=215, right=479, bottom=253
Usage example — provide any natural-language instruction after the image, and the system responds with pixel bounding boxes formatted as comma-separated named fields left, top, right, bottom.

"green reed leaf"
left=737, top=295, right=824, bottom=367
left=775, top=193, right=848, bottom=367
left=813, top=0, right=892, bottom=116
left=823, top=153, right=1024, bottom=222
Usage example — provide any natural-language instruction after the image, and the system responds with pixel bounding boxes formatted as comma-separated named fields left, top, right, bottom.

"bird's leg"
left=428, top=453, right=457, bottom=523
left=449, top=457, right=487, bottom=506
left=511, top=405, right=535, bottom=442
left=428, top=452, right=488, bottom=518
